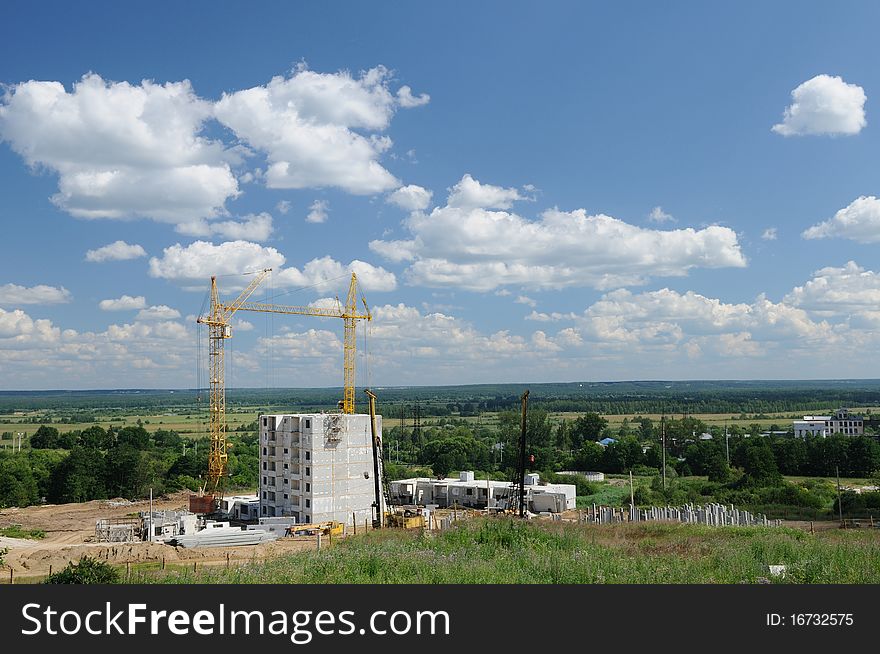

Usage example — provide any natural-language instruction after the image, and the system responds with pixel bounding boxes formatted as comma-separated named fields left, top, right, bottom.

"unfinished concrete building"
left=389, top=471, right=577, bottom=513
left=259, top=413, right=383, bottom=525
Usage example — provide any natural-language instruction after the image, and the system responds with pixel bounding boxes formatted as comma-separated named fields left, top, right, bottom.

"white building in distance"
left=792, top=408, right=864, bottom=438
left=259, top=413, right=383, bottom=525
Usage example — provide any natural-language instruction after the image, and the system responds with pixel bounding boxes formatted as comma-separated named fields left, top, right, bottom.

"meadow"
left=152, top=518, right=880, bottom=584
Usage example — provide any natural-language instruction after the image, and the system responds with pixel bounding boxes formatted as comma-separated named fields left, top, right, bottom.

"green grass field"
left=149, top=518, right=880, bottom=584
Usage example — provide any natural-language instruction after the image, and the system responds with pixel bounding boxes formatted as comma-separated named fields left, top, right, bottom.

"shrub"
left=546, top=472, right=598, bottom=496
left=45, top=556, right=119, bottom=584
left=0, top=525, right=45, bottom=539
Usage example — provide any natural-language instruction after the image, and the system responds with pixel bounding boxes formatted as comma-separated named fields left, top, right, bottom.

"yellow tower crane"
left=195, top=269, right=372, bottom=500
left=196, top=268, right=273, bottom=497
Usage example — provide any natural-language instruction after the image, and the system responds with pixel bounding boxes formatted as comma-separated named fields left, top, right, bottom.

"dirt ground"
left=0, top=492, right=319, bottom=580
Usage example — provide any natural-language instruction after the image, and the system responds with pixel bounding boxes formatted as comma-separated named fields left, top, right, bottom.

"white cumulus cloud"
left=648, top=206, right=675, bottom=223
left=0, top=73, right=239, bottom=223
left=176, top=212, right=274, bottom=241
left=149, top=241, right=396, bottom=294
left=396, top=85, right=430, bottom=108
left=772, top=74, right=867, bottom=136
left=369, top=174, right=746, bottom=291
left=275, top=256, right=397, bottom=293
left=0, top=283, right=71, bottom=306
left=447, top=174, right=523, bottom=210
left=148, top=240, right=285, bottom=285
left=306, top=200, right=329, bottom=224
left=214, top=65, right=420, bottom=194
left=387, top=184, right=432, bottom=211
left=99, top=295, right=147, bottom=311
left=85, top=240, right=148, bottom=262
left=136, top=305, right=181, bottom=321
left=784, top=261, right=880, bottom=313
left=802, top=196, right=880, bottom=243
left=761, top=228, right=778, bottom=241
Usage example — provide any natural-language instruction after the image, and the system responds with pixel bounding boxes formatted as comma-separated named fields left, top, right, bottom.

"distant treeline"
left=5, top=380, right=880, bottom=415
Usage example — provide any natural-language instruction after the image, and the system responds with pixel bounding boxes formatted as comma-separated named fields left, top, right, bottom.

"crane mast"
left=196, top=269, right=273, bottom=496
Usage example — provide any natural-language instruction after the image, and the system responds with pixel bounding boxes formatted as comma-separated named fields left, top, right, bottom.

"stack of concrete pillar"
left=580, top=502, right=778, bottom=527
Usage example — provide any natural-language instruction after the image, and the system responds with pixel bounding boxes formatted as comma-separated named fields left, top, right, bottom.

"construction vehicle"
left=193, top=269, right=372, bottom=510
left=286, top=521, right=344, bottom=537
left=386, top=507, right=426, bottom=529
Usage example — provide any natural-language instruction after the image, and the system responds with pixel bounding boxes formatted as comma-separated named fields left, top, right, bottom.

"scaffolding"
left=94, top=517, right=140, bottom=543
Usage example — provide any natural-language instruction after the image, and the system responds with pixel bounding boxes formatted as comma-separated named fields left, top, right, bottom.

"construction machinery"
left=286, top=521, right=345, bottom=537
left=365, top=388, right=385, bottom=528
left=194, top=269, right=372, bottom=508
left=364, top=387, right=427, bottom=530
left=195, top=268, right=273, bottom=504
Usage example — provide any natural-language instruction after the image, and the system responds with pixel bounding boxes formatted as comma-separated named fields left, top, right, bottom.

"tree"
left=0, top=455, right=40, bottom=508
left=846, top=436, right=880, bottom=477
left=705, top=452, right=732, bottom=483
left=49, top=447, right=107, bottom=503
left=421, top=435, right=489, bottom=478
left=153, top=429, right=183, bottom=449
left=771, top=438, right=807, bottom=475
left=637, top=417, right=654, bottom=441
left=526, top=409, right=557, bottom=470
left=573, top=441, right=604, bottom=471
left=79, top=425, right=110, bottom=449
left=571, top=413, right=607, bottom=448
left=554, top=419, right=571, bottom=452
left=30, top=425, right=59, bottom=449
left=105, top=445, right=148, bottom=498
left=601, top=437, right=644, bottom=473
left=115, top=426, right=150, bottom=450
left=736, top=440, right=782, bottom=486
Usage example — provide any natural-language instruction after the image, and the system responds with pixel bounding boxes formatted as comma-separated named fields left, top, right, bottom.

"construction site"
left=0, top=267, right=565, bottom=581
left=0, top=267, right=835, bottom=583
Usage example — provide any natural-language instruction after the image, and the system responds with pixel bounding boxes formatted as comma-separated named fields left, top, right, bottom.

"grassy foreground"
left=152, top=519, right=880, bottom=584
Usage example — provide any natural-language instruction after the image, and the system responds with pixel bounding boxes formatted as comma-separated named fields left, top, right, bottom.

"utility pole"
left=414, top=402, right=422, bottom=448
left=661, top=416, right=667, bottom=491
left=724, top=421, right=730, bottom=465
left=836, top=465, right=844, bottom=527
left=517, top=390, right=529, bottom=518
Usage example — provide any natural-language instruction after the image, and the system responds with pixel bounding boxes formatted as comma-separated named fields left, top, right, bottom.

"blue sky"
left=2, top=1, right=880, bottom=389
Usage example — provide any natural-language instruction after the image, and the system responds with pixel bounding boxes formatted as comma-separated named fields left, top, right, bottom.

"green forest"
left=2, top=383, right=880, bottom=520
